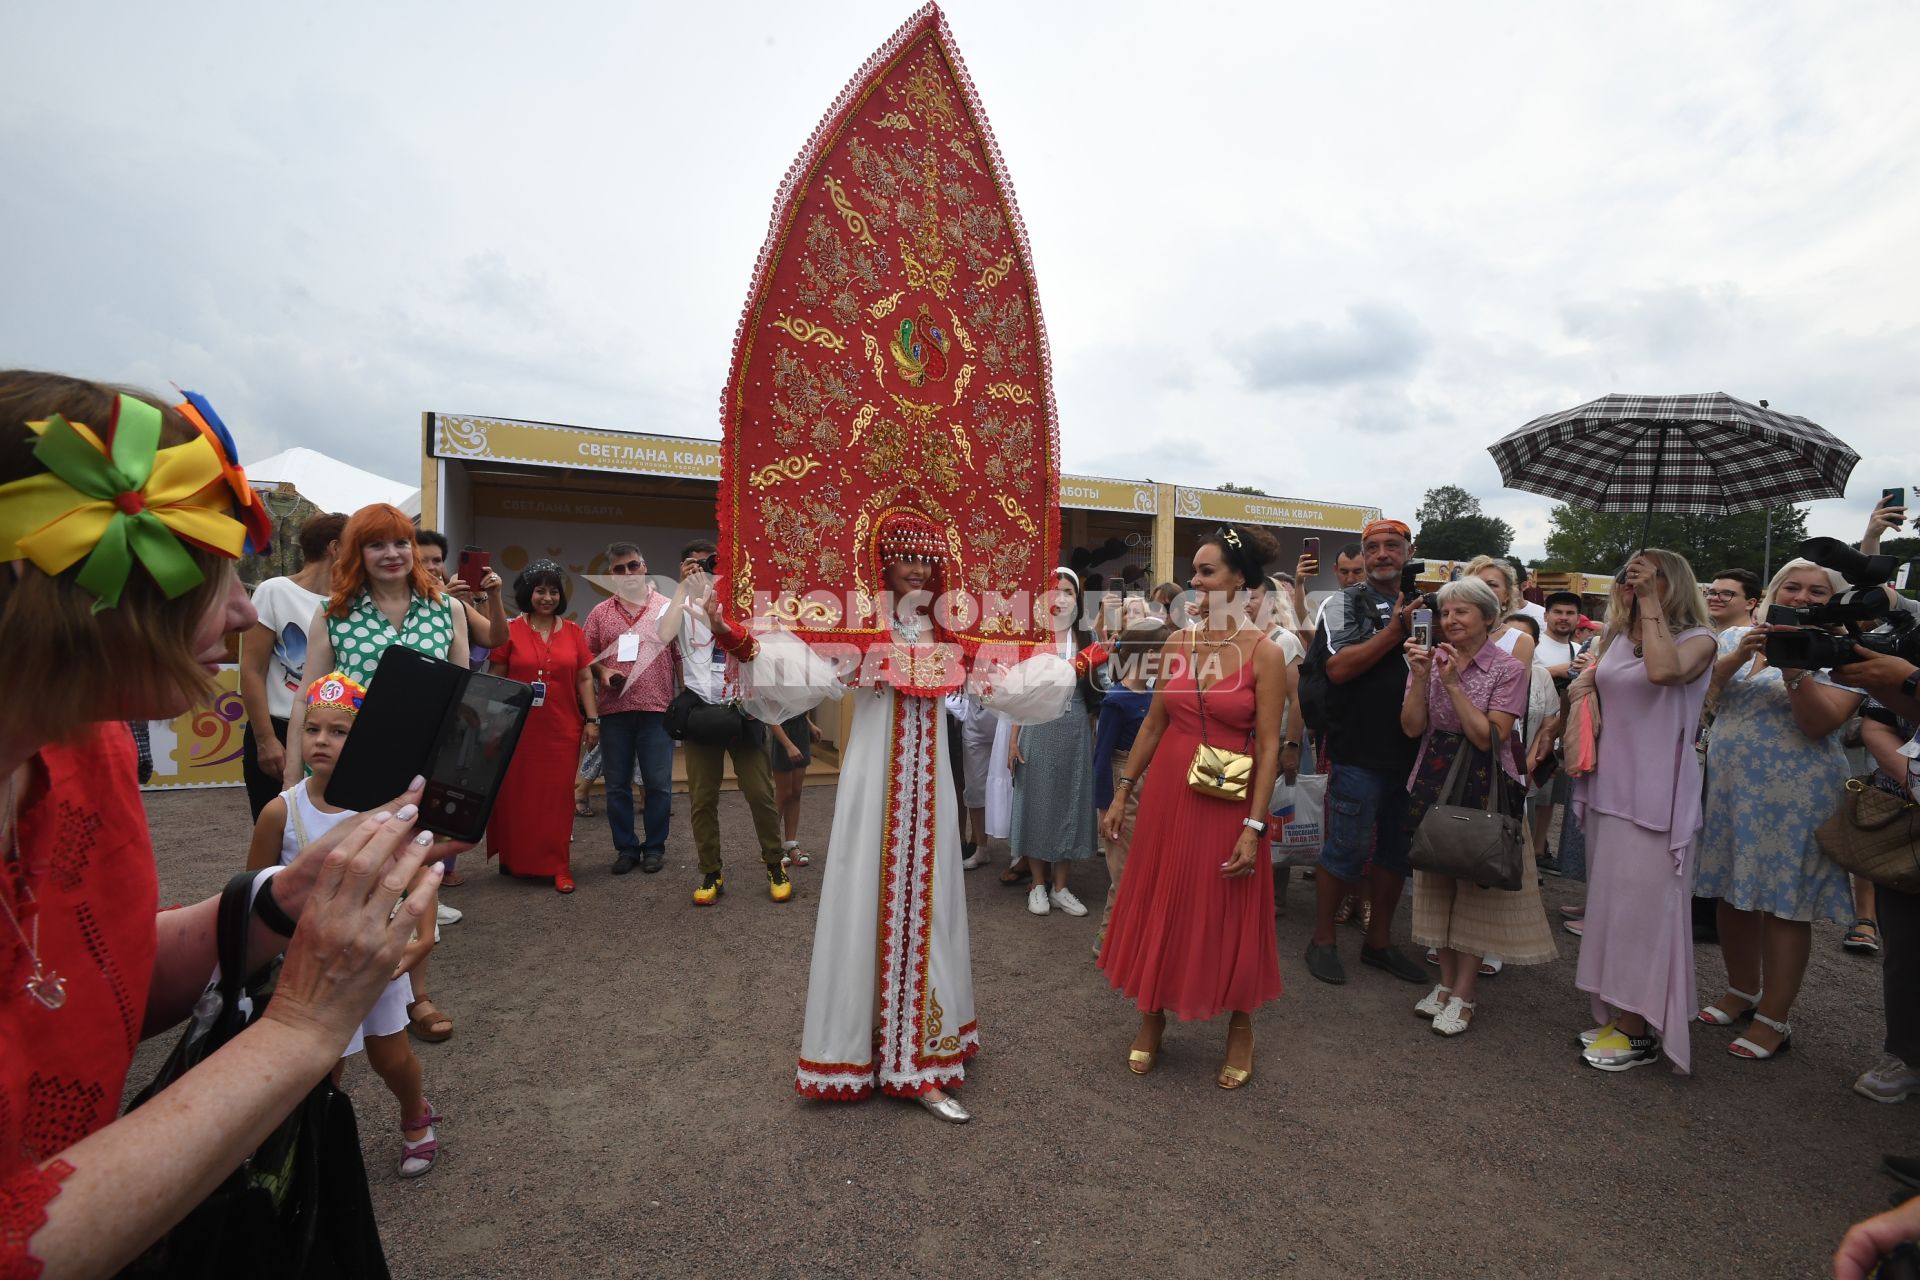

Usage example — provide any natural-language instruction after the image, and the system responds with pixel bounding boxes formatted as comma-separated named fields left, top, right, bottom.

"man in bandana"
left=1304, top=518, right=1427, bottom=987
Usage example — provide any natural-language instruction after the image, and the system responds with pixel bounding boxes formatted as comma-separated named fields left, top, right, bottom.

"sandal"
left=406, top=998, right=454, bottom=1043
left=1431, top=996, right=1476, bottom=1036
left=1332, top=894, right=1356, bottom=926
left=440, top=870, right=466, bottom=888
left=1729, top=1012, right=1793, bottom=1060
left=1845, top=917, right=1882, bottom=955
left=574, top=799, right=595, bottom=817
left=999, top=865, right=1032, bottom=887
left=1697, top=986, right=1760, bottom=1027
left=398, top=1101, right=443, bottom=1178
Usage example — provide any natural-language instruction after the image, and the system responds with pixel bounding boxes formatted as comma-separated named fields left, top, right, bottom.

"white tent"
left=246, top=446, right=420, bottom=518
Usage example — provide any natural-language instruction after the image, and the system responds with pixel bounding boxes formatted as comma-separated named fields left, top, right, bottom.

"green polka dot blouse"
left=325, top=589, right=457, bottom=687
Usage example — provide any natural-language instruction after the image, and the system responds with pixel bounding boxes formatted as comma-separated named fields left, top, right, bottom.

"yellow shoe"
left=693, top=872, right=724, bottom=905
left=767, top=864, right=793, bottom=903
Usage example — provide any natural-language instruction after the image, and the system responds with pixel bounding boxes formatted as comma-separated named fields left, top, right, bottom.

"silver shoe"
left=917, top=1093, right=971, bottom=1124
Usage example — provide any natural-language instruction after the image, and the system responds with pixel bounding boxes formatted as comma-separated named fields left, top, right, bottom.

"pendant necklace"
left=0, top=776, right=66, bottom=1011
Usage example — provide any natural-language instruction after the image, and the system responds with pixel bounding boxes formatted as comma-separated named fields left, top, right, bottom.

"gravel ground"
left=137, top=785, right=1916, bottom=1279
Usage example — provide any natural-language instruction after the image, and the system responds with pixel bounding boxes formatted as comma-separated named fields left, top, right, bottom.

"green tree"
left=1413, top=485, right=1515, bottom=561
left=1543, top=505, right=1810, bottom=577
left=1218, top=482, right=1268, bottom=495
left=1416, top=484, right=1480, bottom=525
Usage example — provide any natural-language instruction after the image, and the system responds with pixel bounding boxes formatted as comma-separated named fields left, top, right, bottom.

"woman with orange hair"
left=282, top=503, right=469, bottom=783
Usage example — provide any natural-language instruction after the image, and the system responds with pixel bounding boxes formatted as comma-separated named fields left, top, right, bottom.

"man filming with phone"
left=659, top=538, right=793, bottom=906
left=584, top=543, right=677, bottom=875
left=1303, top=518, right=1427, bottom=987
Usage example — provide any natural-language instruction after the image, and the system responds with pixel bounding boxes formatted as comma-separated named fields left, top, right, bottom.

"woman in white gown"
left=710, top=515, right=1074, bottom=1123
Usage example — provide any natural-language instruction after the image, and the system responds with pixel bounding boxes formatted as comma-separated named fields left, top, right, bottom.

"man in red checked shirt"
left=584, top=542, right=677, bottom=875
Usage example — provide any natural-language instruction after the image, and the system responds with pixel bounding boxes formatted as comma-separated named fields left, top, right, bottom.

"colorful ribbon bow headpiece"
left=0, top=391, right=270, bottom=610
left=305, top=671, right=367, bottom=716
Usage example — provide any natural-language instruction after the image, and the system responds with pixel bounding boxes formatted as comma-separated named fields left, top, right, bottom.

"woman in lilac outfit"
left=1568, top=550, right=1718, bottom=1074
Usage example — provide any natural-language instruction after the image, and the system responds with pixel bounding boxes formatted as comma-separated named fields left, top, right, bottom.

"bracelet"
left=252, top=873, right=298, bottom=936
left=1283, top=740, right=1301, bottom=750
left=1115, top=776, right=1138, bottom=790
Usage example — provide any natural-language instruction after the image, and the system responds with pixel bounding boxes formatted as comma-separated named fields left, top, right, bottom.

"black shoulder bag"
left=118, top=872, right=390, bottom=1279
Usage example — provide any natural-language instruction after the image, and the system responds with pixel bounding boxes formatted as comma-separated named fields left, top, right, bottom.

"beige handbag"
left=1816, top=775, right=1920, bottom=894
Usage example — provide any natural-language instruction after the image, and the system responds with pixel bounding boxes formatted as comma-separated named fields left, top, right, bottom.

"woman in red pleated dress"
left=488, top=560, right=598, bottom=892
left=1099, top=525, right=1288, bottom=1089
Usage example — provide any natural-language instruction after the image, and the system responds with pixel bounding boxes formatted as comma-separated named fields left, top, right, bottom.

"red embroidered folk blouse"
left=1, top=726, right=158, bottom=1279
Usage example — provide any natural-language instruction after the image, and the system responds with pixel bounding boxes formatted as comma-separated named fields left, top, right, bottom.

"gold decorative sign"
left=1173, top=486, right=1372, bottom=532
left=432, top=414, right=722, bottom=480
left=1059, top=475, right=1158, bottom=515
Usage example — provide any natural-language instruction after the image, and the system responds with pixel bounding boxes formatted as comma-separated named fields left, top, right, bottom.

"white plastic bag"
left=1270, top=773, right=1327, bottom=867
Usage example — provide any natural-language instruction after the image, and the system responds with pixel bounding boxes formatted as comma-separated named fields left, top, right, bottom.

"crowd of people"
left=5, top=369, right=1919, bottom=1275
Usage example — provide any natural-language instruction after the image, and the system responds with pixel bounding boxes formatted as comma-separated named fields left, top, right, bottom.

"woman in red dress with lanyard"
left=1099, top=526, right=1288, bottom=1089
left=488, top=560, right=598, bottom=892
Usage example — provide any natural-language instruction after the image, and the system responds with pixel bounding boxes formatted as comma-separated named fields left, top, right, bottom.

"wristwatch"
left=585, top=717, right=601, bottom=725
left=1283, top=740, right=1301, bottom=750
left=1243, top=817, right=1267, bottom=834
left=1902, top=669, right=1920, bottom=700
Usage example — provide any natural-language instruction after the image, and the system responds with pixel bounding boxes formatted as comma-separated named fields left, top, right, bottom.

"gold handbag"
left=1187, top=669, right=1254, bottom=802
left=1816, top=775, right=1920, bottom=894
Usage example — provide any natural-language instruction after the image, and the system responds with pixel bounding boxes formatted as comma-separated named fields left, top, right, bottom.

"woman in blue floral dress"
left=1694, top=559, right=1865, bottom=1060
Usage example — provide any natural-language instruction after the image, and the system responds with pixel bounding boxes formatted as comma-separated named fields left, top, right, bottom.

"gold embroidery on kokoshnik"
left=974, top=253, right=1015, bottom=290
left=771, top=315, right=848, bottom=352
left=821, top=175, right=878, bottom=248
left=747, top=456, right=822, bottom=489
left=950, top=363, right=974, bottom=408
left=996, top=494, right=1037, bottom=536
left=901, top=248, right=955, bottom=300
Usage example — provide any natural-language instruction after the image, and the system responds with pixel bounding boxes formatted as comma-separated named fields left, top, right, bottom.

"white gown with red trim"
left=742, top=629, right=1070, bottom=1100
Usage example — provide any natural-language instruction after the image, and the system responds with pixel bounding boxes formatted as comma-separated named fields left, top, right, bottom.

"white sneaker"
left=1027, top=884, right=1051, bottom=916
left=1856, top=1053, right=1920, bottom=1103
left=962, top=849, right=990, bottom=870
left=1050, top=887, right=1088, bottom=917
left=435, top=903, right=463, bottom=926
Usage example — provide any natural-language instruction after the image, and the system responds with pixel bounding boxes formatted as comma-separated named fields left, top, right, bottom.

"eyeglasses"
left=1704, top=589, right=1741, bottom=600
left=610, top=562, right=646, bottom=575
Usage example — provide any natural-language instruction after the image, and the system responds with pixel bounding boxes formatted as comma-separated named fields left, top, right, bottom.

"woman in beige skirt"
left=1399, top=578, right=1556, bottom=1035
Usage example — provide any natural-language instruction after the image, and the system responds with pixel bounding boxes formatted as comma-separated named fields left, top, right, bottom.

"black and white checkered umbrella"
left=1488, top=392, right=1857, bottom=518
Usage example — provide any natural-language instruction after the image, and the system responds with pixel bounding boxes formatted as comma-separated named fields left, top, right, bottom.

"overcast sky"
left=6, top=2, right=1917, bottom=558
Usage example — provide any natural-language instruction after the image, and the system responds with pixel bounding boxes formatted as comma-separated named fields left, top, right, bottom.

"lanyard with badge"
left=527, top=620, right=556, bottom=706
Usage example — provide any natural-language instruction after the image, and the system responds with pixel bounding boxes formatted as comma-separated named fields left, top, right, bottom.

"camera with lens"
left=695, top=553, right=719, bottom=574
left=1400, top=560, right=1426, bottom=600
left=1761, top=537, right=1920, bottom=669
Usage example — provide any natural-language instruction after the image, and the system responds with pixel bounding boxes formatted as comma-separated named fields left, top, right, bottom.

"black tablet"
left=325, top=646, right=534, bottom=842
